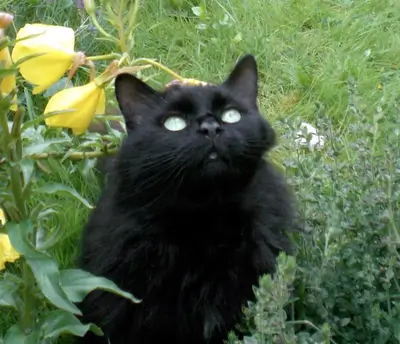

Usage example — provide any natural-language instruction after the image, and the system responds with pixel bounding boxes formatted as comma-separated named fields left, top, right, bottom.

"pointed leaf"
left=0, top=279, right=19, bottom=309
left=20, top=158, right=35, bottom=186
left=43, top=77, right=74, bottom=98
left=35, top=183, right=94, bottom=209
left=4, top=325, right=40, bottom=344
left=7, top=221, right=82, bottom=315
left=41, top=310, right=103, bottom=339
left=59, top=269, right=141, bottom=304
left=28, top=257, right=82, bottom=315
left=23, top=138, right=71, bottom=156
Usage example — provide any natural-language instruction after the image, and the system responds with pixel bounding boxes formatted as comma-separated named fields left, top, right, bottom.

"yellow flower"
left=11, top=24, right=77, bottom=94
left=44, top=81, right=106, bottom=135
left=0, top=46, right=17, bottom=111
left=0, top=208, right=20, bottom=271
left=0, top=12, right=17, bottom=110
left=165, top=78, right=210, bottom=89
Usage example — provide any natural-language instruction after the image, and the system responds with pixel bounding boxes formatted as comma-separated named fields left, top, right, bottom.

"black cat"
left=77, top=54, right=296, bottom=344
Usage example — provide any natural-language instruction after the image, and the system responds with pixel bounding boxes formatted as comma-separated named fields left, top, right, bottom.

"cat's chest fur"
left=114, top=204, right=257, bottom=294
left=80, top=193, right=270, bottom=342
left=120, top=208, right=261, bottom=340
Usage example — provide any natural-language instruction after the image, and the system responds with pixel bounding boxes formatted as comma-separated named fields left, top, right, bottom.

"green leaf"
left=22, top=109, right=75, bottom=131
left=59, top=269, right=141, bottom=304
left=7, top=221, right=82, bottom=315
left=20, top=158, right=35, bottom=186
left=28, top=257, right=82, bottom=315
left=43, top=77, right=74, bottom=98
left=12, top=52, right=46, bottom=67
left=57, top=0, right=74, bottom=10
left=36, top=224, right=63, bottom=251
left=23, top=138, right=71, bottom=156
left=24, top=87, right=36, bottom=121
left=0, top=67, right=18, bottom=78
left=4, top=325, right=40, bottom=344
left=40, top=310, right=103, bottom=339
left=191, top=6, right=202, bottom=16
left=35, top=183, right=94, bottom=209
left=0, top=36, right=11, bottom=51
left=0, top=279, right=19, bottom=309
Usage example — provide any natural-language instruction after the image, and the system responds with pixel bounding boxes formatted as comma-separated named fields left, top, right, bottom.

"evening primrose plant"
left=0, top=0, right=206, bottom=342
left=10, top=0, right=206, bottom=138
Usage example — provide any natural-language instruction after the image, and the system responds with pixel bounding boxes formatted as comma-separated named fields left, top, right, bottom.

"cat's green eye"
left=164, top=116, right=187, bottom=131
left=221, top=109, right=241, bottom=124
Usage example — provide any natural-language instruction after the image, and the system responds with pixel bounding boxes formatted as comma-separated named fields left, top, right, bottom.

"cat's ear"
left=223, top=54, right=258, bottom=105
left=114, top=73, right=161, bottom=130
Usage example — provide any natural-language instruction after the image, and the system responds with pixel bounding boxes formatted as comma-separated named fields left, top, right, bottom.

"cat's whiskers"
left=116, top=147, right=194, bottom=205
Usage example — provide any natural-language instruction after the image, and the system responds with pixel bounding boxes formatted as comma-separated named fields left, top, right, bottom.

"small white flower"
left=295, top=122, right=325, bottom=150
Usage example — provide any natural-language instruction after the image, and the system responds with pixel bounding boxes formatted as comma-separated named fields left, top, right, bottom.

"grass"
left=1, top=0, right=400, bottom=342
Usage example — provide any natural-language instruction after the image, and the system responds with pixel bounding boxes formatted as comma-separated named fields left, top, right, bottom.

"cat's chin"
left=198, top=157, right=244, bottom=185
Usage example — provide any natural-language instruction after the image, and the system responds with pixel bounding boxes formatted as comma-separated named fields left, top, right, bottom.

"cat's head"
left=114, top=55, right=276, bottom=192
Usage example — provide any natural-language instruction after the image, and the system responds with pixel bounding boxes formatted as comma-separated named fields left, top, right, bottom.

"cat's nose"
left=198, top=120, right=222, bottom=139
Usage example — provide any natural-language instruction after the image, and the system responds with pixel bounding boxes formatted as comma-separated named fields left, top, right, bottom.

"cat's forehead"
left=161, top=84, right=231, bottom=111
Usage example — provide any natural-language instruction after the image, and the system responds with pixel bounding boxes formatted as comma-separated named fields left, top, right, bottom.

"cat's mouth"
left=208, top=152, right=218, bottom=160
left=203, top=146, right=228, bottom=165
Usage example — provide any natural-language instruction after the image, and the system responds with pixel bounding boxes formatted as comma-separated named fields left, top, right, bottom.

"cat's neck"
left=116, top=170, right=254, bottom=213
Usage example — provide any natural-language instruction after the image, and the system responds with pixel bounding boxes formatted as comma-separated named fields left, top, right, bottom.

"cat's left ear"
left=114, top=73, right=162, bottom=130
left=223, top=54, right=258, bottom=105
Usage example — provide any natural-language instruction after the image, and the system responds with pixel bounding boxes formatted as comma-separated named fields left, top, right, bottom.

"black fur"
left=77, top=55, right=296, bottom=344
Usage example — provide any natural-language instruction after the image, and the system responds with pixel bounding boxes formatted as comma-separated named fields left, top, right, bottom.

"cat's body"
left=78, top=55, right=296, bottom=344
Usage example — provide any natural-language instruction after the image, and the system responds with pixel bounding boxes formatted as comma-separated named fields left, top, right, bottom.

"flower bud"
left=84, top=0, right=96, bottom=15
left=0, top=12, right=13, bottom=29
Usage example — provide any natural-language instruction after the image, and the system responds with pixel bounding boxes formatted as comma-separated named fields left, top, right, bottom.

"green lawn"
left=1, top=0, right=400, bottom=343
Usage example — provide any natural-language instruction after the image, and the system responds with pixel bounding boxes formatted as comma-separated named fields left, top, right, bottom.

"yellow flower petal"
left=10, top=94, right=17, bottom=111
left=0, top=208, right=5, bottom=224
left=95, top=87, right=106, bottom=114
left=11, top=24, right=76, bottom=94
left=0, top=208, right=20, bottom=271
left=0, top=46, right=16, bottom=95
left=44, top=81, right=106, bottom=135
left=0, top=47, right=17, bottom=111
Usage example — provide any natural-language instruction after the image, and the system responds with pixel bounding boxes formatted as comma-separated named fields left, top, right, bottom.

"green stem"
left=11, top=108, right=25, bottom=161
left=86, top=53, right=121, bottom=61
left=21, top=262, right=35, bottom=333
left=117, top=0, right=128, bottom=53
left=89, top=12, right=119, bottom=44
left=128, top=0, right=140, bottom=32
left=126, top=0, right=140, bottom=50
left=131, top=58, right=185, bottom=81
left=118, top=52, right=130, bottom=66
left=0, top=102, right=11, bottom=158
left=5, top=107, right=35, bottom=333
left=27, top=147, right=119, bottom=160
left=9, top=164, right=26, bottom=218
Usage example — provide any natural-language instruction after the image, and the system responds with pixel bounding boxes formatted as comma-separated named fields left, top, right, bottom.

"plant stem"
left=131, top=58, right=185, bottom=81
left=89, top=11, right=119, bottom=45
left=128, top=0, right=140, bottom=33
left=27, top=147, right=119, bottom=160
left=0, top=101, right=11, bottom=159
left=117, top=0, right=128, bottom=53
left=21, top=263, right=35, bottom=333
left=8, top=109, right=27, bottom=220
left=86, top=53, right=121, bottom=61
left=9, top=164, right=25, bottom=219
left=6, top=108, right=35, bottom=332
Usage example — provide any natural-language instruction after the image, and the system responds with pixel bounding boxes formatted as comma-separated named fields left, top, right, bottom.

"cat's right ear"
left=114, top=73, right=161, bottom=130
